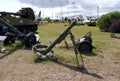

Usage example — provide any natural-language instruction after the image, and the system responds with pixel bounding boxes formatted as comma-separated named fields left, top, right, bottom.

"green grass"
left=4, top=23, right=120, bottom=65
left=37, top=23, right=113, bottom=50
left=4, top=41, right=25, bottom=52
left=33, top=23, right=120, bottom=65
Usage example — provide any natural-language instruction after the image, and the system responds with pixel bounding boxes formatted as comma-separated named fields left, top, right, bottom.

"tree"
left=45, top=17, right=51, bottom=22
left=97, top=11, right=120, bottom=32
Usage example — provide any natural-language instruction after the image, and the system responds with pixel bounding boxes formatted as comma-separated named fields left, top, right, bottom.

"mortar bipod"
left=32, top=19, right=77, bottom=59
left=32, top=19, right=85, bottom=68
left=69, top=31, right=85, bottom=69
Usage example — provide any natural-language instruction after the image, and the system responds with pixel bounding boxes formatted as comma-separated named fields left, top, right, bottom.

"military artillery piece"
left=0, top=7, right=38, bottom=34
left=0, top=17, right=37, bottom=48
left=32, top=19, right=93, bottom=68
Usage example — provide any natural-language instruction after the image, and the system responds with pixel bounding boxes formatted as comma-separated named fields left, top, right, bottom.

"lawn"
left=35, top=22, right=120, bottom=65
left=37, top=23, right=113, bottom=54
left=0, top=22, right=120, bottom=81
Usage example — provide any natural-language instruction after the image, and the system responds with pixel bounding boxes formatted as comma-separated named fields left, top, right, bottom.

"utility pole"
left=66, top=0, right=69, bottom=17
left=32, top=0, right=34, bottom=10
left=42, top=0, right=45, bottom=18
left=97, top=6, right=99, bottom=19
left=51, top=0, right=53, bottom=20
left=20, top=0, right=22, bottom=8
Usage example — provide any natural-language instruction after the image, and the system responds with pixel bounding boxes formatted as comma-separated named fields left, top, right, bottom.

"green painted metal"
left=0, top=17, right=24, bottom=37
left=43, top=19, right=77, bottom=55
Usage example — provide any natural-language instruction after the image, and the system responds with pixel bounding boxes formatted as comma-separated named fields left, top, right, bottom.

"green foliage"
left=4, top=41, right=25, bottom=51
left=109, top=19, right=120, bottom=33
left=97, top=11, right=120, bottom=31
left=64, top=17, right=68, bottom=21
left=45, top=17, right=51, bottom=22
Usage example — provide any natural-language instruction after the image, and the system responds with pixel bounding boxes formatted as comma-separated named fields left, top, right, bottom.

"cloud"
left=19, top=0, right=120, bottom=18
left=19, top=0, right=69, bottom=8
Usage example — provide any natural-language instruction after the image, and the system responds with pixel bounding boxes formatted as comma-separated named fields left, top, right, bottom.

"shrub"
left=97, top=11, right=120, bottom=32
left=109, top=19, right=120, bottom=33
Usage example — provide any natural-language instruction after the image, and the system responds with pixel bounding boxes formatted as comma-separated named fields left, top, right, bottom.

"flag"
left=72, top=1, right=75, bottom=5
left=66, top=0, right=69, bottom=3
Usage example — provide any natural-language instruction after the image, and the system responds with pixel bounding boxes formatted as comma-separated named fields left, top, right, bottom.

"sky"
left=0, top=0, right=120, bottom=19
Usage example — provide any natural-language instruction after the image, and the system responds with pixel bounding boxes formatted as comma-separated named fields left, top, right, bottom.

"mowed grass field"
left=0, top=22, right=120, bottom=81
left=38, top=23, right=117, bottom=54
left=36, top=22, right=120, bottom=62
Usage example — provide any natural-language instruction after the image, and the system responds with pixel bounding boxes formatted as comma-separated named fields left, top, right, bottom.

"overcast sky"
left=0, top=0, right=120, bottom=19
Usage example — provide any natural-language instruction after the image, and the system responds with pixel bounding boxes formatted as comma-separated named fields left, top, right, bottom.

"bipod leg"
left=69, top=31, right=80, bottom=68
left=79, top=52, right=85, bottom=71
left=69, top=31, right=85, bottom=72
left=64, top=39, right=69, bottom=49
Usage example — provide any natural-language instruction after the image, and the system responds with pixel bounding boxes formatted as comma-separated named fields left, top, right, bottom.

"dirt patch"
left=0, top=48, right=119, bottom=81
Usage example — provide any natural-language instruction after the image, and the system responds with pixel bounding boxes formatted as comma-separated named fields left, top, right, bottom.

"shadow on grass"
left=34, top=57, right=103, bottom=80
left=0, top=49, right=17, bottom=60
left=80, top=52, right=97, bottom=56
left=0, top=42, right=27, bottom=60
left=59, top=46, right=97, bottom=56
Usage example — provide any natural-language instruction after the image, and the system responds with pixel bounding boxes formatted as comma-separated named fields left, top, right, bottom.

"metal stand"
left=32, top=19, right=86, bottom=70
left=63, top=39, right=69, bottom=49
left=69, top=31, right=85, bottom=69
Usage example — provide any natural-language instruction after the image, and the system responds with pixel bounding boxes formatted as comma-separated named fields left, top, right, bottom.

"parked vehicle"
left=0, top=7, right=38, bottom=35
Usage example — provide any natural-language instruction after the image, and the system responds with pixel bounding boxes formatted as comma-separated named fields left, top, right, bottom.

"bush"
left=97, top=11, right=120, bottom=32
left=109, top=19, right=120, bottom=33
